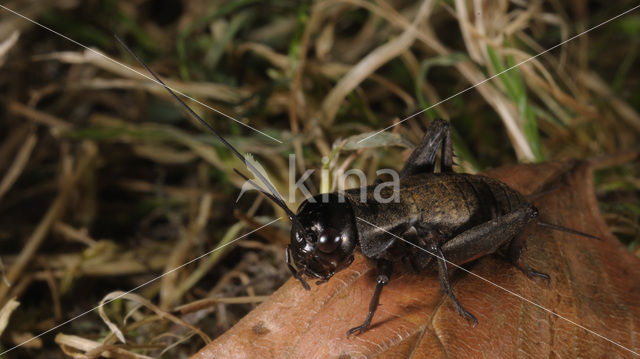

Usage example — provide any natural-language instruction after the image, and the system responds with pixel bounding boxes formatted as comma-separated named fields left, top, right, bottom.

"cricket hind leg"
left=431, top=241, right=478, bottom=326
left=400, top=119, right=453, bottom=177
left=414, top=205, right=548, bottom=323
left=505, top=229, right=550, bottom=282
left=415, top=230, right=478, bottom=325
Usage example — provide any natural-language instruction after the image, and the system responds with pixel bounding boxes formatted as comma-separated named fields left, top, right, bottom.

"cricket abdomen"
left=402, top=172, right=526, bottom=238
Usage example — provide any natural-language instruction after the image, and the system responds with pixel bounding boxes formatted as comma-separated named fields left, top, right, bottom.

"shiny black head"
left=287, top=193, right=358, bottom=288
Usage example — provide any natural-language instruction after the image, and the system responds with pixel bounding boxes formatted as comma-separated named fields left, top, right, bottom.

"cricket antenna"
left=537, top=221, right=601, bottom=241
left=114, top=35, right=306, bottom=232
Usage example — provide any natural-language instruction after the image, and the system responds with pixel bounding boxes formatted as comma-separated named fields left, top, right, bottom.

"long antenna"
left=537, top=221, right=601, bottom=240
left=114, top=35, right=304, bottom=228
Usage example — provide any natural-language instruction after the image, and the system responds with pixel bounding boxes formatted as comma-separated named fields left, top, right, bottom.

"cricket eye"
left=317, top=229, right=341, bottom=253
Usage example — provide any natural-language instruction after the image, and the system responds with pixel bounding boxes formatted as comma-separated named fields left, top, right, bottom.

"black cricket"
left=117, top=37, right=599, bottom=337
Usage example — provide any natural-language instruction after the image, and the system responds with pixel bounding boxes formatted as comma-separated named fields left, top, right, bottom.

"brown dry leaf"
left=192, top=162, right=640, bottom=358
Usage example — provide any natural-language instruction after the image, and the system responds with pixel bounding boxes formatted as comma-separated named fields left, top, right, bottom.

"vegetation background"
left=0, top=0, right=638, bottom=357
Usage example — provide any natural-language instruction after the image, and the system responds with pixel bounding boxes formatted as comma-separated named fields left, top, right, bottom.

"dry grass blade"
left=98, top=291, right=211, bottom=345
left=0, top=30, right=19, bottom=64
left=173, top=296, right=270, bottom=316
left=0, top=298, right=20, bottom=336
left=171, top=222, right=244, bottom=304
left=0, top=141, right=98, bottom=303
left=578, top=70, right=640, bottom=133
left=55, top=333, right=155, bottom=359
left=160, top=192, right=213, bottom=308
left=8, top=101, right=71, bottom=129
left=34, top=49, right=248, bottom=104
left=0, top=132, right=37, bottom=201
left=321, top=0, right=433, bottom=126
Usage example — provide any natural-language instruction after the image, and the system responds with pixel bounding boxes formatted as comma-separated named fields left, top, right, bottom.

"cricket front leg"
left=347, top=258, right=393, bottom=336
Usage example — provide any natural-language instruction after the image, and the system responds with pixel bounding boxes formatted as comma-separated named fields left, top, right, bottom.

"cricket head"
left=287, top=193, right=358, bottom=289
